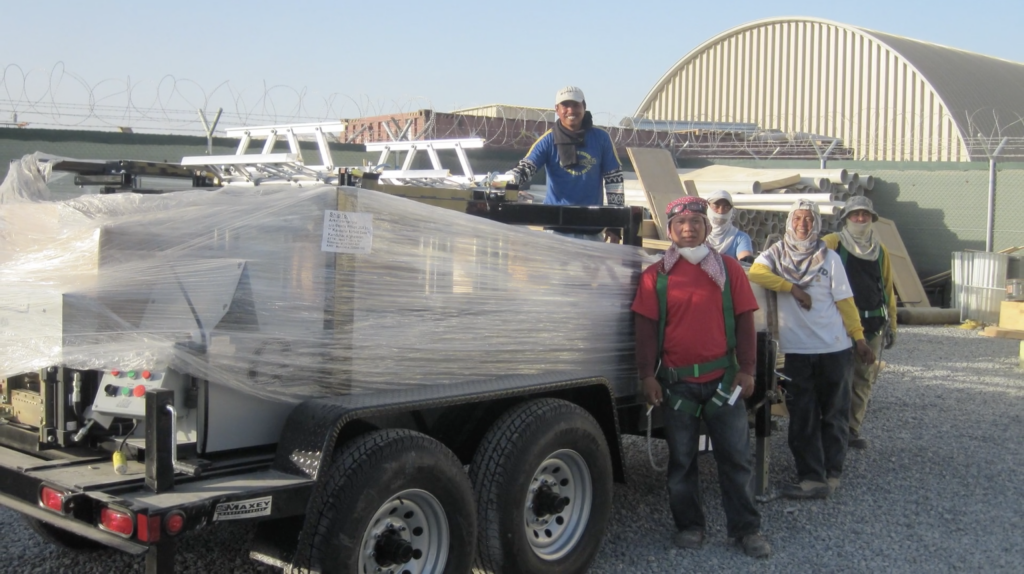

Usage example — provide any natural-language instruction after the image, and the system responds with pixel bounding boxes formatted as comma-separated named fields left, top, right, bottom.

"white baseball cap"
left=555, top=86, right=585, bottom=106
left=707, top=190, right=733, bottom=206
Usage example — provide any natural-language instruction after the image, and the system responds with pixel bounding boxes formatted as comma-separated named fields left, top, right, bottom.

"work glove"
left=883, top=328, right=896, bottom=350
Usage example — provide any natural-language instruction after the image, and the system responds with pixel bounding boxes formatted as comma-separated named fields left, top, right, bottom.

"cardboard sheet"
left=875, top=217, right=931, bottom=307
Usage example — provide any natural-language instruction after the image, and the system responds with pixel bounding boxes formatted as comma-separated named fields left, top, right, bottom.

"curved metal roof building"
left=635, top=17, right=1024, bottom=161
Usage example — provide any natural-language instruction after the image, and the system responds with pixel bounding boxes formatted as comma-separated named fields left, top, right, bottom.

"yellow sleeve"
left=881, top=244, right=897, bottom=331
left=836, top=297, right=866, bottom=341
left=822, top=233, right=840, bottom=250
left=748, top=262, right=794, bottom=292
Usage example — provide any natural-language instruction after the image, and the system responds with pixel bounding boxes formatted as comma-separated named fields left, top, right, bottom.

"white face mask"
left=846, top=220, right=872, bottom=238
left=709, top=211, right=732, bottom=228
left=677, top=244, right=710, bottom=264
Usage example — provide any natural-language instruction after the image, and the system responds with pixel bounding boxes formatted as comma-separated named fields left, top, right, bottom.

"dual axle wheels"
left=297, top=399, right=612, bottom=574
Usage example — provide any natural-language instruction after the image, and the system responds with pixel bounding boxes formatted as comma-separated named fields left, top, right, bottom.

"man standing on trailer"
left=748, top=200, right=876, bottom=499
left=821, top=196, right=896, bottom=449
left=632, top=196, right=771, bottom=558
left=505, top=86, right=625, bottom=242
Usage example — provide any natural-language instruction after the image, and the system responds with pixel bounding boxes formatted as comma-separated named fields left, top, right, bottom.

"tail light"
left=100, top=507, right=134, bottom=537
left=137, top=514, right=161, bottom=542
left=39, top=486, right=68, bottom=514
left=165, top=511, right=186, bottom=536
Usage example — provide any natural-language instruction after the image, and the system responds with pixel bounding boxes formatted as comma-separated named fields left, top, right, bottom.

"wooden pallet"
left=980, top=326, right=1024, bottom=341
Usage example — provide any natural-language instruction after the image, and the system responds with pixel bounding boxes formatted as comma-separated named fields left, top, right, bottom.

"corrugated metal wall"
left=638, top=20, right=968, bottom=162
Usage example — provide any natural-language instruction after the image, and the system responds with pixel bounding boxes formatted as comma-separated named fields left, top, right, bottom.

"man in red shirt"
left=632, top=196, right=770, bottom=558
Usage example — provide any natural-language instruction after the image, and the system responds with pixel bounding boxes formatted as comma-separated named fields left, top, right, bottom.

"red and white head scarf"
left=661, top=197, right=727, bottom=290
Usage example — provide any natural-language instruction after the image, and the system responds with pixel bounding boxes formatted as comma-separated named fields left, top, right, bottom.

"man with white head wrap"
left=706, top=190, right=754, bottom=262
left=748, top=200, right=875, bottom=499
left=822, top=196, right=896, bottom=449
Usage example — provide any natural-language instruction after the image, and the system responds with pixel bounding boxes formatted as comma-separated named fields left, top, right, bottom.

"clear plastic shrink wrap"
left=0, top=155, right=651, bottom=402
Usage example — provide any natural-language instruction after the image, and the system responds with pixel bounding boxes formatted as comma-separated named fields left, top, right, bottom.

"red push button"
left=132, top=386, right=146, bottom=398
left=142, top=370, right=151, bottom=380
left=111, top=370, right=121, bottom=376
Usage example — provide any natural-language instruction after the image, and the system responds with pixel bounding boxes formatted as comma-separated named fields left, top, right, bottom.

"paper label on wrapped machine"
left=321, top=211, right=373, bottom=254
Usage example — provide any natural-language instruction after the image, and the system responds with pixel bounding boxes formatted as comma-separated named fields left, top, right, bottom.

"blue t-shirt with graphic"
left=720, top=231, right=754, bottom=259
left=524, top=127, right=621, bottom=206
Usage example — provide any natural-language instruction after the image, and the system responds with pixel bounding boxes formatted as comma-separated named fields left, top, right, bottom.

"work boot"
left=827, top=476, right=840, bottom=495
left=781, top=480, right=829, bottom=500
left=848, top=429, right=870, bottom=449
left=738, top=533, right=771, bottom=558
left=673, top=529, right=704, bottom=549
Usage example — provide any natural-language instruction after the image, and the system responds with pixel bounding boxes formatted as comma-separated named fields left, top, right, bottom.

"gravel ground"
left=1, top=325, right=1021, bottom=573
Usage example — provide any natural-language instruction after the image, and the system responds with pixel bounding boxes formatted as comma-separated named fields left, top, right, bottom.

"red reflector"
left=165, top=512, right=185, bottom=535
left=40, top=487, right=65, bottom=512
left=137, top=514, right=161, bottom=542
left=100, top=507, right=134, bottom=536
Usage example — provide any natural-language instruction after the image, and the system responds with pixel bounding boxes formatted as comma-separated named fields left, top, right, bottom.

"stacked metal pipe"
left=696, top=168, right=874, bottom=252
left=622, top=167, right=877, bottom=252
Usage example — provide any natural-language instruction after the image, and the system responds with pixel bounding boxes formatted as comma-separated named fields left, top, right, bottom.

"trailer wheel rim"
left=522, top=448, right=593, bottom=561
left=358, top=488, right=449, bottom=574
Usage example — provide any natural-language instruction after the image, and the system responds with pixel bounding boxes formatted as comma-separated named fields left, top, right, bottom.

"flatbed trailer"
left=0, top=148, right=779, bottom=574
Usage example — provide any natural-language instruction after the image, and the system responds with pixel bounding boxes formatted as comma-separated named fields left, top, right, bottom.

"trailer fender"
left=271, top=373, right=625, bottom=484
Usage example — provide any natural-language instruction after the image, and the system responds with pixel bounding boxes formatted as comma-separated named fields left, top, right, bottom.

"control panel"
left=90, top=368, right=190, bottom=419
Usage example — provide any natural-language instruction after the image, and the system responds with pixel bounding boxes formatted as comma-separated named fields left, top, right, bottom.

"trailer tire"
left=295, top=429, right=476, bottom=574
left=23, top=517, right=103, bottom=552
left=469, top=398, right=612, bottom=574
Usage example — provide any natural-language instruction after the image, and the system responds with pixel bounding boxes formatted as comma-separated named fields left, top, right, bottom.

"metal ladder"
left=181, top=121, right=345, bottom=185
left=181, top=121, right=512, bottom=189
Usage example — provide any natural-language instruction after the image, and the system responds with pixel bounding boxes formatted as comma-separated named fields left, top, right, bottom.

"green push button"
left=127, top=370, right=137, bottom=379
left=120, top=386, right=131, bottom=397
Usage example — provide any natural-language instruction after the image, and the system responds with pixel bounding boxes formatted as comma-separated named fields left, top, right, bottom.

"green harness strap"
left=655, top=261, right=739, bottom=418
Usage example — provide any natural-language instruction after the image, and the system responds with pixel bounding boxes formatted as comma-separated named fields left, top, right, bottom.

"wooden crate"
left=999, top=300, right=1024, bottom=331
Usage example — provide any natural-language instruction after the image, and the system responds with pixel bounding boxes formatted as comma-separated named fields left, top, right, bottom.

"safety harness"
left=838, top=244, right=889, bottom=321
left=654, top=261, right=739, bottom=418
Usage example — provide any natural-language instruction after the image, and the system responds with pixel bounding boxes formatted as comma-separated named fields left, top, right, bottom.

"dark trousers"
left=661, top=379, right=761, bottom=538
left=783, top=348, right=854, bottom=482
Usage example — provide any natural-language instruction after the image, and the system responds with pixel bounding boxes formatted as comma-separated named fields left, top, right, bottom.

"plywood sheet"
left=875, top=217, right=931, bottom=308
left=627, top=147, right=687, bottom=239
left=642, top=237, right=672, bottom=251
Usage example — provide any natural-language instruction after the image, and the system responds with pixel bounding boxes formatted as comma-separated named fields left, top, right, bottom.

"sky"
left=2, top=0, right=1022, bottom=134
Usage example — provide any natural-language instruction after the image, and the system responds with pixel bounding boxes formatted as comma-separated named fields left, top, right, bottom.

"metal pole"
left=197, top=108, right=224, bottom=155
left=145, top=388, right=175, bottom=493
left=987, top=158, right=996, bottom=252
left=811, top=139, right=840, bottom=169
left=986, top=137, right=1008, bottom=252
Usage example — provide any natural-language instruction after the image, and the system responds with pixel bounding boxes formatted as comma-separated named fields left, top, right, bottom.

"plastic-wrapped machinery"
left=0, top=159, right=649, bottom=403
